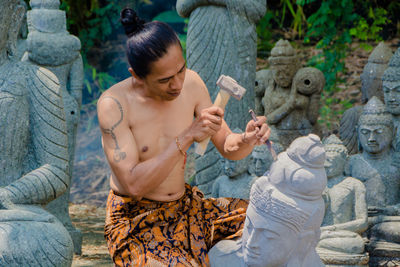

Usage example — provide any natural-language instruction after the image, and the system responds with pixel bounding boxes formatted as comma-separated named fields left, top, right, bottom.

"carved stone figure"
left=22, top=0, right=84, bottom=253
left=0, top=0, right=73, bottom=265
left=209, top=134, right=327, bottom=267
left=317, top=134, right=369, bottom=266
left=259, top=41, right=324, bottom=148
left=340, top=42, right=393, bottom=155
left=345, top=97, right=400, bottom=264
left=248, top=142, right=283, bottom=177
left=176, top=0, right=267, bottom=196
left=211, top=154, right=256, bottom=199
left=383, top=46, right=400, bottom=167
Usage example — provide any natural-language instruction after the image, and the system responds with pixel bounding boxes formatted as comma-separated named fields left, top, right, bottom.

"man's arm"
left=97, top=95, right=191, bottom=200
left=97, top=87, right=224, bottom=200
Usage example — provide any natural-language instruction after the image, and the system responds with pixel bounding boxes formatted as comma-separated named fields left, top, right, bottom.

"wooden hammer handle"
left=195, top=89, right=231, bottom=155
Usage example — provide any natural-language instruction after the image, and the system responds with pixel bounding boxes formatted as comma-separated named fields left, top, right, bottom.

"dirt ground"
left=70, top=204, right=113, bottom=267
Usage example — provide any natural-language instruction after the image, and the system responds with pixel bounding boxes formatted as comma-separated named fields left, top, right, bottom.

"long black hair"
left=120, top=8, right=181, bottom=78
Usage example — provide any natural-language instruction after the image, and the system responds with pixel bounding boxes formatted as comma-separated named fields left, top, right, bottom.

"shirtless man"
left=99, top=8, right=270, bottom=267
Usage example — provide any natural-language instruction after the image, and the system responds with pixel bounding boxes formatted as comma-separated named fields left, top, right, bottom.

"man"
left=98, top=8, right=270, bottom=266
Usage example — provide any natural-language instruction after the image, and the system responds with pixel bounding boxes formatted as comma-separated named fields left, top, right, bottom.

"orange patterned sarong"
left=104, top=184, right=248, bottom=267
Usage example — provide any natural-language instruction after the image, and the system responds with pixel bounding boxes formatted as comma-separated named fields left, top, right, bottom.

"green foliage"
left=299, top=0, right=358, bottom=129
left=349, top=7, right=390, bottom=50
left=256, top=12, right=275, bottom=55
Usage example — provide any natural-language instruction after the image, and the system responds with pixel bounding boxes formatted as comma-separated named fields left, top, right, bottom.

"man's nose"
left=170, top=76, right=183, bottom=90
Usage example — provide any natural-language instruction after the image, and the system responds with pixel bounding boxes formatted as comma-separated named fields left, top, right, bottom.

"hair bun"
left=120, top=8, right=145, bottom=36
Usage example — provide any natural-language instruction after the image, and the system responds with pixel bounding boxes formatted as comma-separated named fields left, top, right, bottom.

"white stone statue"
left=317, top=134, right=369, bottom=266
left=209, top=134, right=327, bottom=267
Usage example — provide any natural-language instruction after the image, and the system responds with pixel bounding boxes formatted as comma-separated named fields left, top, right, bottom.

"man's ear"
left=129, top=67, right=141, bottom=80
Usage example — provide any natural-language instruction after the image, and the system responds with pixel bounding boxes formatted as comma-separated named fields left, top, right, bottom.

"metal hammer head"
left=216, top=75, right=246, bottom=100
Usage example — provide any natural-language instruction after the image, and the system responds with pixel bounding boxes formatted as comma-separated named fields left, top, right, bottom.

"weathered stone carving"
left=0, top=0, right=73, bottom=265
left=383, top=46, right=400, bottom=167
left=345, top=96, right=400, bottom=264
left=248, top=142, right=283, bottom=177
left=317, top=134, right=369, bottom=266
left=340, top=42, right=393, bottom=155
left=176, top=0, right=267, bottom=196
left=209, top=134, right=326, bottom=267
left=211, top=154, right=256, bottom=199
left=258, top=40, right=324, bottom=149
left=22, top=0, right=84, bottom=253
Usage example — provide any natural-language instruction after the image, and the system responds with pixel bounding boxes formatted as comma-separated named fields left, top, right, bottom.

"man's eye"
left=376, top=129, right=383, bottom=134
left=159, top=79, right=169, bottom=83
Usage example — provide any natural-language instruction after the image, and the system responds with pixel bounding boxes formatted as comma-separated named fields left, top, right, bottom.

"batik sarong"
left=104, top=184, right=248, bottom=267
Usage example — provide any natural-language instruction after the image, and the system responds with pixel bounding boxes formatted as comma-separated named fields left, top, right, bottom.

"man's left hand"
left=243, top=116, right=271, bottom=146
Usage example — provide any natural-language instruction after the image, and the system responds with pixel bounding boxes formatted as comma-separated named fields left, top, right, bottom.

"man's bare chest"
left=129, top=100, right=195, bottom=160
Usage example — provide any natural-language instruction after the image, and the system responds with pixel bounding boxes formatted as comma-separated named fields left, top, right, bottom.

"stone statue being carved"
left=22, top=0, right=84, bottom=253
left=209, top=134, right=327, bottom=267
left=258, top=40, right=324, bottom=149
left=317, top=134, right=369, bottom=266
left=176, top=0, right=267, bottom=196
left=340, top=42, right=393, bottom=155
left=0, top=0, right=73, bottom=265
left=345, top=96, right=400, bottom=264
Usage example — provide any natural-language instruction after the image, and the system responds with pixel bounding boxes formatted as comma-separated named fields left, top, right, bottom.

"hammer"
left=195, top=75, right=246, bottom=155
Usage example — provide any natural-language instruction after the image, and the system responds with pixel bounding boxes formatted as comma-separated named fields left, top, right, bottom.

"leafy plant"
left=298, top=0, right=358, bottom=129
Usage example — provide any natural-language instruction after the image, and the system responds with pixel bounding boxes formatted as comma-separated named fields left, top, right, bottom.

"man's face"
left=142, top=44, right=186, bottom=101
left=242, top=206, right=296, bottom=267
left=271, top=63, right=296, bottom=88
left=383, top=80, right=400, bottom=115
left=324, top=151, right=345, bottom=178
left=358, top=124, right=392, bottom=154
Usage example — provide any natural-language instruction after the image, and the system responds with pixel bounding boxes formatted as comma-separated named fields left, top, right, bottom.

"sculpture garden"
left=0, top=0, right=399, bottom=266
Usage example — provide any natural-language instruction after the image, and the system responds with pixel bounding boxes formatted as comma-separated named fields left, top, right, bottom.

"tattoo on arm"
left=100, top=96, right=127, bottom=162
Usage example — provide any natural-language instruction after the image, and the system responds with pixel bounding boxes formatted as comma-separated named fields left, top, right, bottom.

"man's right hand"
left=189, top=106, right=224, bottom=142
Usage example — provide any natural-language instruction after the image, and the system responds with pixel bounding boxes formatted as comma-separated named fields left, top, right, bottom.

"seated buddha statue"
left=316, top=134, right=369, bottom=265
left=0, top=0, right=73, bottom=265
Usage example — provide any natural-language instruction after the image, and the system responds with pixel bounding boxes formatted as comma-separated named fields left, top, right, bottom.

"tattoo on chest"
left=100, top=96, right=127, bottom=162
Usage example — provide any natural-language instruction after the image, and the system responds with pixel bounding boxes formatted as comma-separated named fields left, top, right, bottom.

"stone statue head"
left=323, top=134, right=348, bottom=178
left=0, top=0, right=25, bottom=59
left=382, top=47, right=400, bottom=115
left=357, top=97, right=393, bottom=155
left=360, top=42, right=393, bottom=103
left=249, top=145, right=270, bottom=177
left=268, top=39, right=299, bottom=88
left=242, top=134, right=326, bottom=267
left=222, top=156, right=251, bottom=178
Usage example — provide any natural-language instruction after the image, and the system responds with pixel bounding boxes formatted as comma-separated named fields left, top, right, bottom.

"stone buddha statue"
left=259, top=40, right=324, bottom=148
left=0, top=0, right=73, bottom=265
left=248, top=142, right=283, bottom=177
left=176, top=0, right=267, bottom=197
left=22, top=0, right=84, bottom=253
left=383, top=46, right=400, bottom=168
left=316, top=134, right=369, bottom=266
left=209, top=134, right=327, bottom=267
left=340, top=42, right=393, bottom=155
left=211, top=154, right=256, bottom=199
left=345, top=96, right=400, bottom=264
